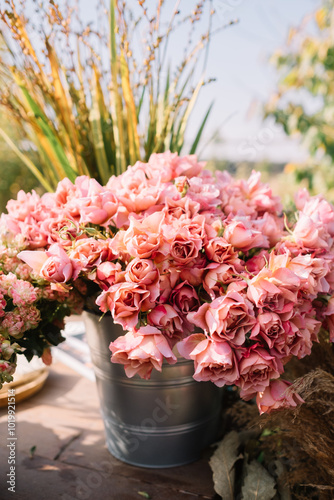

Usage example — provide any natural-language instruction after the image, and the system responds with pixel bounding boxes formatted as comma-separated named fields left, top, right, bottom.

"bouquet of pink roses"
left=1, top=152, right=334, bottom=413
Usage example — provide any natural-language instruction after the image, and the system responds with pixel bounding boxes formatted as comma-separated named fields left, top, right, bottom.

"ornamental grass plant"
left=0, top=0, right=221, bottom=189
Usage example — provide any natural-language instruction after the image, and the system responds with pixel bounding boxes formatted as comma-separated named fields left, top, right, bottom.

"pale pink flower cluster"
left=9, top=151, right=334, bottom=413
left=0, top=273, right=41, bottom=385
left=0, top=223, right=85, bottom=387
left=0, top=273, right=39, bottom=328
left=0, top=338, right=17, bottom=383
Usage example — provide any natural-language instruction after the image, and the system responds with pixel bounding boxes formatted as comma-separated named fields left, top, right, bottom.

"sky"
left=203, top=0, right=319, bottom=163
left=78, top=0, right=321, bottom=163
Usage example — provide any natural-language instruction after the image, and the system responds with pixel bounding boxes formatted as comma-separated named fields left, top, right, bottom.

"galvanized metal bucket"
left=83, top=311, right=223, bottom=468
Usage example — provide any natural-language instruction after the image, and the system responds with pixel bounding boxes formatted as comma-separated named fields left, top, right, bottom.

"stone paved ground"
left=0, top=363, right=217, bottom=500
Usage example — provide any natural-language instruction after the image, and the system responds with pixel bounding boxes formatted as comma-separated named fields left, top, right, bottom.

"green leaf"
left=136, top=86, right=146, bottom=121
left=120, top=51, right=140, bottom=164
left=110, top=0, right=126, bottom=175
left=19, top=85, right=78, bottom=182
left=164, top=66, right=170, bottom=108
left=0, top=128, right=53, bottom=192
left=90, top=73, right=111, bottom=184
left=189, top=102, right=213, bottom=154
left=174, top=78, right=204, bottom=153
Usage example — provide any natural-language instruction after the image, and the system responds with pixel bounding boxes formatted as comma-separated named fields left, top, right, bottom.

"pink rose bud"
left=256, top=379, right=304, bottom=414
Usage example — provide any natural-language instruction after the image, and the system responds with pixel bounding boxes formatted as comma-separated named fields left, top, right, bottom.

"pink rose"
left=186, top=175, right=221, bottom=210
left=125, top=259, right=158, bottom=284
left=19, top=222, right=48, bottom=249
left=68, top=238, right=114, bottom=271
left=294, top=188, right=310, bottom=210
left=247, top=265, right=300, bottom=313
left=107, top=167, right=162, bottom=213
left=40, top=248, right=77, bottom=283
left=163, top=196, right=200, bottom=222
left=285, top=310, right=321, bottom=359
left=188, top=291, right=256, bottom=346
left=178, top=214, right=208, bottom=241
left=18, top=249, right=49, bottom=275
left=256, top=379, right=304, bottom=414
left=216, top=171, right=254, bottom=217
left=6, top=190, right=42, bottom=221
left=203, top=263, right=238, bottom=300
left=158, top=266, right=180, bottom=303
left=147, top=305, right=183, bottom=341
left=96, top=262, right=122, bottom=290
left=60, top=176, right=119, bottom=224
left=40, top=215, right=79, bottom=246
left=260, top=213, right=284, bottom=247
left=288, top=254, right=330, bottom=297
left=0, top=214, right=21, bottom=240
left=173, top=154, right=205, bottom=178
left=170, top=229, right=202, bottom=265
left=237, top=346, right=283, bottom=399
left=251, top=311, right=285, bottom=350
left=146, top=151, right=179, bottom=182
left=236, top=171, right=282, bottom=216
left=177, top=334, right=239, bottom=387
left=123, top=212, right=165, bottom=259
left=96, top=282, right=152, bottom=329
left=124, top=258, right=159, bottom=301
left=53, top=177, right=76, bottom=206
left=19, top=244, right=79, bottom=284
left=292, top=213, right=330, bottom=250
left=224, top=218, right=269, bottom=252
left=109, top=326, right=177, bottom=379
left=204, top=237, right=242, bottom=267
left=245, top=250, right=270, bottom=274
left=179, top=257, right=207, bottom=286
left=302, top=196, right=334, bottom=236
left=61, top=176, right=101, bottom=218
left=79, top=190, right=119, bottom=225
left=169, top=281, right=200, bottom=318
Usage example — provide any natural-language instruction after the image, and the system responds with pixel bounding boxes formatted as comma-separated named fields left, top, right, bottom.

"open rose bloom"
left=3, top=151, right=334, bottom=413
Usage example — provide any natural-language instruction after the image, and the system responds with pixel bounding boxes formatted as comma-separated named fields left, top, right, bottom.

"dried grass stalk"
left=260, top=368, right=334, bottom=500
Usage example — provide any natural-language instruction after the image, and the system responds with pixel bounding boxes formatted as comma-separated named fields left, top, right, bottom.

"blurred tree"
left=0, top=113, right=41, bottom=212
left=265, top=0, right=334, bottom=195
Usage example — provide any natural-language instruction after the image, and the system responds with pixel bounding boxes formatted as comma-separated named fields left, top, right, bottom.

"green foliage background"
left=0, top=114, right=40, bottom=212
left=265, top=0, right=334, bottom=198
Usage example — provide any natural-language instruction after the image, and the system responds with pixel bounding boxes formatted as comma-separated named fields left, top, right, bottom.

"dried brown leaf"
left=209, top=430, right=241, bottom=500
left=241, top=460, right=276, bottom=500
